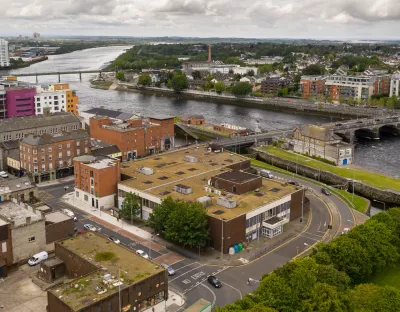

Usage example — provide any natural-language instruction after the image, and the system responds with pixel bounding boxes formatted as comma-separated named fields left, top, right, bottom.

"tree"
left=170, top=72, right=188, bottom=93
left=247, top=69, right=255, bottom=76
left=338, top=96, right=345, bottom=105
left=138, top=74, right=152, bottom=86
left=302, top=64, right=325, bottom=75
left=378, top=97, right=386, bottom=107
left=231, top=82, right=252, bottom=97
left=327, top=96, right=334, bottom=104
left=282, top=87, right=289, bottom=97
left=116, top=71, right=126, bottom=81
left=148, top=196, right=176, bottom=233
left=301, top=283, right=350, bottom=312
left=119, top=192, right=140, bottom=222
left=346, top=97, right=355, bottom=106
left=164, top=201, right=209, bottom=248
left=215, top=81, right=225, bottom=94
left=351, top=284, right=400, bottom=312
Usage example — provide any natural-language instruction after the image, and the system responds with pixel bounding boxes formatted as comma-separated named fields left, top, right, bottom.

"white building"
left=390, top=74, right=400, bottom=97
left=0, top=39, right=10, bottom=67
left=34, top=86, right=67, bottom=115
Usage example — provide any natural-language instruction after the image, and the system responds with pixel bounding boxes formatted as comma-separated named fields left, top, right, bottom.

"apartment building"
left=325, top=75, right=376, bottom=102
left=35, top=83, right=79, bottom=116
left=118, top=147, right=306, bottom=253
left=0, top=111, right=80, bottom=143
left=90, top=114, right=174, bottom=161
left=47, top=233, right=168, bottom=312
left=292, top=125, right=354, bottom=166
left=73, top=155, right=120, bottom=210
left=390, top=74, right=400, bottom=97
left=0, top=86, right=6, bottom=119
left=0, top=39, right=10, bottom=67
left=261, top=77, right=293, bottom=95
left=20, top=129, right=90, bottom=183
left=300, top=76, right=326, bottom=98
left=5, top=86, right=36, bottom=118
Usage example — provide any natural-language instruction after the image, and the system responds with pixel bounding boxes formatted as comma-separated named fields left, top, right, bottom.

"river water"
left=1, top=46, right=399, bottom=182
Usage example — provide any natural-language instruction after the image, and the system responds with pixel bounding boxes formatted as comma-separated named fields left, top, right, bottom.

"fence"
left=247, top=233, right=295, bottom=261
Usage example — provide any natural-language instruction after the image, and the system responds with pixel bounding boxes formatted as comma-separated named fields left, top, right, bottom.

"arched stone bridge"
left=322, top=115, right=400, bottom=142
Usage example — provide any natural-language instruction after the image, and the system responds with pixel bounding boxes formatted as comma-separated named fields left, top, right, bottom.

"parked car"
left=136, top=250, right=149, bottom=259
left=321, top=188, right=331, bottom=196
left=260, top=169, right=273, bottom=179
left=108, top=236, right=121, bottom=244
left=207, top=275, right=222, bottom=288
left=161, top=263, right=176, bottom=276
left=84, top=224, right=97, bottom=231
left=288, top=181, right=300, bottom=186
left=0, top=171, right=8, bottom=178
left=28, top=251, right=48, bottom=266
left=62, top=209, right=77, bottom=221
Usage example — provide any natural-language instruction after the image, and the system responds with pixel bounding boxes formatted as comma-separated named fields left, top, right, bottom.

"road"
left=37, top=175, right=350, bottom=309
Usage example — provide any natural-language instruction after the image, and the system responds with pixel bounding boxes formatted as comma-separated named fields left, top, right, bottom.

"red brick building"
left=300, top=76, right=326, bottom=98
left=90, top=115, right=174, bottom=161
left=73, top=155, right=120, bottom=209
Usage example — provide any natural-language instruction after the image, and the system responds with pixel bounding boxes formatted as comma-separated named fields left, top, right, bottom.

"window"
left=90, top=171, right=94, bottom=178
left=49, top=163, right=53, bottom=170
left=66, top=143, right=70, bottom=148
left=58, top=144, right=62, bottom=149
left=34, top=166, right=38, bottom=173
left=77, top=149, right=80, bottom=156
left=76, top=141, right=80, bottom=146
left=42, top=164, right=46, bottom=171
left=76, top=191, right=79, bottom=197
left=59, top=152, right=62, bottom=159
left=84, top=194, right=88, bottom=201
left=67, top=150, right=70, bottom=157
left=28, top=236, right=35, bottom=242
left=85, top=147, right=88, bottom=153
left=33, top=149, right=37, bottom=154
left=1, top=242, right=6, bottom=253
left=41, top=148, right=45, bottom=153
left=48, top=147, right=52, bottom=152
left=33, top=158, right=38, bottom=163
left=49, top=155, right=52, bottom=161
left=59, top=160, right=63, bottom=167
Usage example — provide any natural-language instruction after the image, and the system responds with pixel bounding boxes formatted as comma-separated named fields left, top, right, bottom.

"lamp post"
left=373, top=199, right=386, bottom=211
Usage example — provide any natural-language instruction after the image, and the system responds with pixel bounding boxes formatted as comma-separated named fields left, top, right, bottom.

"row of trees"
left=148, top=196, right=209, bottom=248
left=218, top=209, right=400, bottom=312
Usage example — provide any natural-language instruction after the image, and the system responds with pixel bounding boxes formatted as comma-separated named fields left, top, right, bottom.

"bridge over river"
left=13, top=70, right=114, bottom=82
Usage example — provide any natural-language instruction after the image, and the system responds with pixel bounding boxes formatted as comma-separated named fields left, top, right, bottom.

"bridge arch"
left=379, top=124, right=400, bottom=136
left=354, top=128, right=380, bottom=140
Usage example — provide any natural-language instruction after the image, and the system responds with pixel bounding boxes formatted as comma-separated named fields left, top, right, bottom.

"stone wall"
left=254, top=149, right=400, bottom=206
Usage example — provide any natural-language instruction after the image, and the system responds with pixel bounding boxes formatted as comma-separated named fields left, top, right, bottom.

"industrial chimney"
left=208, top=45, right=212, bottom=63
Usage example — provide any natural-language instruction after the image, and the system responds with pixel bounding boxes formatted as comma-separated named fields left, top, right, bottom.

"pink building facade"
left=5, top=88, right=36, bottom=118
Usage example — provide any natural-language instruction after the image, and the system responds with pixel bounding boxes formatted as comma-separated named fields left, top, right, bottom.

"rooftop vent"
left=159, top=191, right=171, bottom=196
left=155, top=163, right=166, bottom=168
left=144, top=181, right=153, bottom=185
left=197, top=196, right=212, bottom=207
left=138, top=167, right=154, bottom=175
left=212, top=210, right=225, bottom=215
left=154, top=157, right=162, bottom=160
left=255, top=193, right=264, bottom=197
left=174, top=184, right=192, bottom=195
left=158, top=176, right=168, bottom=180
left=184, top=155, right=198, bottom=163
left=270, top=188, right=281, bottom=193
left=175, top=171, right=185, bottom=175
left=188, top=168, right=198, bottom=171
left=217, top=197, right=237, bottom=209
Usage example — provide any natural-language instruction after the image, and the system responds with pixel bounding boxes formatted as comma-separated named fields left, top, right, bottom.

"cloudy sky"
left=1, top=0, right=400, bottom=39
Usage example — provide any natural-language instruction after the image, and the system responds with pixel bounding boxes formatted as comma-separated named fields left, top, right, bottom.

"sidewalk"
left=37, top=176, right=75, bottom=188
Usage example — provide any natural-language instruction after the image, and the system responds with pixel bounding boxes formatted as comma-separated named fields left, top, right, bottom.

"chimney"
left=208, top=45, right=212, bottom=63
left=26, top=216, right=31, bottom=225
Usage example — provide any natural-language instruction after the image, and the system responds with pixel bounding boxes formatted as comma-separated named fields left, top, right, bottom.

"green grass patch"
left=261, top=146, right=400, bottom=192
left=369, top=262, right=400, bottom=289
left=251, top=159, right=369, bottom=213
left=95, top=251, right=116, bottom=262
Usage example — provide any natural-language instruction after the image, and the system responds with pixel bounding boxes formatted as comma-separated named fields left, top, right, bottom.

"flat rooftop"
left=86, top=158, right=118, bottom=170
left=120, top=147, right=298, bottom=220
left=45, top=211, right=71, bottom=223
left=50, top=233, right=164, bottom=311
left=0, top=178, right=35, bottom=196
left=0, top=201, right=42, bottom=226
left=213, top=170, right=259, bottom=183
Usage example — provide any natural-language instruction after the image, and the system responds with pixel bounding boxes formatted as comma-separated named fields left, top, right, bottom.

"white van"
left=28, top=251, right=48, bottom=266
left=260, top=169, right=274, bottom=179
left=62, top=209, right=77, bottom=222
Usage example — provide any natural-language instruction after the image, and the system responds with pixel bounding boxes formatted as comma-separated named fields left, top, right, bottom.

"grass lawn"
left=370, top=262, right=400, bottom=289
left=261, top=146, right=400, bottom=192
left=251, top=159, right=369, bottom=213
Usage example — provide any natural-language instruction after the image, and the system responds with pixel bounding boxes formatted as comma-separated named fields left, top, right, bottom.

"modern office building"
left=35, top=83, right=79, bottom=116
left=5, top=87, right=36, bottom=118
left=0, top=39, right=10, bottom=68
left=117, top=147, right=306, bottom=253
left=73, top=155, right=120, bottom=210
left=47, top=233, right=168, bottom=312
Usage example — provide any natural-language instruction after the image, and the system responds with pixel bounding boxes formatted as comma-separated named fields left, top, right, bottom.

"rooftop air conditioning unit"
left=184, top=155, right=198, bottom=163
left=138, top=167, right=153, bottom=175
left=217, top=197, right=237, bottom=209
left=174, top=184, right=192, bottom=195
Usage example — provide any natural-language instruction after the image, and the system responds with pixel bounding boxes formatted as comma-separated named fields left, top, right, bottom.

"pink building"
left=5, top=87, right=36, bottom=118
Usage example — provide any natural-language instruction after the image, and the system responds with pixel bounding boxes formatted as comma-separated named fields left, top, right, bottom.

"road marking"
left=200, top=283, right=216, bottom=308
left=174, top=262, right=200, bottom=272
left=298, top=234, right=321, bottom=242
left=182, top=279, right=191, bottom=285
left=221, top=280, right=243, bottom=299
left=302, top=231, right=325, bottom=238
left=191, top=272, right=205, bottom=280
left=170, top=264, right=204, bottom=282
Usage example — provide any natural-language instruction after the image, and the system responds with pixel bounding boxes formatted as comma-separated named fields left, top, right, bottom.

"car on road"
left=288, top=181, right=300, bottom=186
left=62, top=209, right=77, bottom=221
left=0, top=171, right=8, bottom=178
left=207, top=275, right=222, bottom=288
left=260, top=169, right=274, bottom=179
left=84, top=224, right=97, bottom=231
left=136, top=250, right=149, bottom=259
left=108, top=236, right=121, bottom=244
left=161, top=263, right=175, bottom=276
left=321, top=188, right=331, bottom=196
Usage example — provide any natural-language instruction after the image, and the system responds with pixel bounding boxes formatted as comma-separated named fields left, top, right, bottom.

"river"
left=1, top=46, right=400, bottom=185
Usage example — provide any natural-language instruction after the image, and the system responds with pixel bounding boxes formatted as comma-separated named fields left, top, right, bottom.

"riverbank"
left=8, top=56, right=48, bottom=69
left=95, top=81, right=390, bottom=119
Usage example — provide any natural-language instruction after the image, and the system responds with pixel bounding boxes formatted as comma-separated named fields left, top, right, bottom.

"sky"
left=1, top=0, right=400, bottom=39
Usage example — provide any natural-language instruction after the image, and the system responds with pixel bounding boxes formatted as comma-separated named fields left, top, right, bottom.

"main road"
left=38, top=168, right=356, bottom=309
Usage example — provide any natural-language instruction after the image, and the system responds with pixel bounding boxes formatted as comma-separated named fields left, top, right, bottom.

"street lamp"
left=373, top=199, right=386, bottom=211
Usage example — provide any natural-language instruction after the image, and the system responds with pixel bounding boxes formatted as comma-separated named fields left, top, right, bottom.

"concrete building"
left=300, top=76, right=326, bottom=98
left=0, top=177, right=37, bottom=203
left=7, top=149, right=21, bottom=176
left=0, top=200, right=46, bottom=263
left=44, top=211, right=74, bottom=250
left=117, top=147, right=306, bottom=253
left=5, top=87, right=36, bottom=118
left=73, top=155, right=120, bottom=210
left=47, top=233, right=168, bottom=312
left=390, top=74, right=400, bottom=97
left=0, top=111, right=80, bottom=143
left=0, top=85, right=6, bottom=119
left=90, top=114, right=174, bottom=161
left=0, top=39, right=10, bottom=67
left=292, top=125, right=354, bottom=166
left=20, top=129, right=90, bottom=183
left=35, top=83, right=79, bottom=116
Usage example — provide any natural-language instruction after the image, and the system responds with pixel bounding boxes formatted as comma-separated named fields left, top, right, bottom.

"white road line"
left=174, top=262, right=200, bottom=273
left=200, top=283, right=216, bottom=308
left=170, top=264, right=204, bottom=282
left=299, top=234, right=322, bottom=242
left=303, top=231, right=325, bottom=238
left=221, top=281, right=243, bottom=299
left=170, top=258, right=186, bottom=266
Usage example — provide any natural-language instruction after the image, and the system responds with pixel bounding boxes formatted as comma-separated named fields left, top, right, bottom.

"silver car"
left=161, top=263, right=175, bottom=276
left=83, top=224, right=97, bottom=231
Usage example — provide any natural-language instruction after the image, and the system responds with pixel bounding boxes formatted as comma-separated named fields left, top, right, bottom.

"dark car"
left=288, top=181, right=300, bottom=186
left=208, top=275, right=222, bottom=288
left=321, top=188, right=331, bottom=196
left=108, top=236, right=121, bottom=244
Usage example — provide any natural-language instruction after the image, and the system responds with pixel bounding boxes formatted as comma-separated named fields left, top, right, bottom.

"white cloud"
left=0, top=0, right=399, bottom=38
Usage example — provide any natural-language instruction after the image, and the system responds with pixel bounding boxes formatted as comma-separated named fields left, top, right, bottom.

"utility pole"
left=221, top=220, right=224, bottom=260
